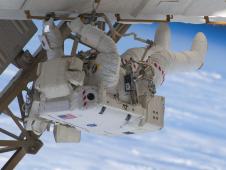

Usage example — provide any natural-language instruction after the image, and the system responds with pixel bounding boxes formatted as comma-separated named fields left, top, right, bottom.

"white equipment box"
left=54, top=124, right=81, bottom=143
left=35, top=57, right=85, bottom=99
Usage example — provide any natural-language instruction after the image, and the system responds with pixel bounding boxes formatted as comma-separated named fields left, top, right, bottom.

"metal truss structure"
left=0, top=21, right=130, bottom=170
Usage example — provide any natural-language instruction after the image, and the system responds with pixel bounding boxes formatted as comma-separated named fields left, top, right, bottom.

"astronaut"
left=26, top=18, right=207, bottom=136
left=68, top=18, right=207, bottom=107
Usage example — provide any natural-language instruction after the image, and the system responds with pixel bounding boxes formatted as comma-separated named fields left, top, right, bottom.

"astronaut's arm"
left=68, top=18, right=120, bottom=88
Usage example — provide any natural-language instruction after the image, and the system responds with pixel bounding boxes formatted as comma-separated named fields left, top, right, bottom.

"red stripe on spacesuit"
left=153, top=62, right=165, bottom=85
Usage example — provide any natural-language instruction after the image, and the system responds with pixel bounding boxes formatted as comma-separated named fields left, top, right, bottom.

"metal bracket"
left=115, top=14, right=172, bottom=23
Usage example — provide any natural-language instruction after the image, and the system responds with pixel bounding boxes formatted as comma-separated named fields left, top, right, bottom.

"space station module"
left=26, top=18, right=207, bottom=142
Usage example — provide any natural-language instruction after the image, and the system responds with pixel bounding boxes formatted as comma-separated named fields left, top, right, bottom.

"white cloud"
left=166, top=107, right=199, bottom=120
left=167, top=71, right=223, bottom=86
left=131, top=148, right=140, bottom=156
left=183, top=71, right=222, bottom=81
left=105, top=160, right=155, bottom=170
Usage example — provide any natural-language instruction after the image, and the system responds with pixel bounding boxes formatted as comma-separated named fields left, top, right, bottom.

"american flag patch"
left=58, top=114, right=77, bottom=119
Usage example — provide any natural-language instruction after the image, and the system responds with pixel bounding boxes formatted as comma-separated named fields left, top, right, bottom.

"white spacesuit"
left=68, top=18, right=207, bottom=107
left=25, top=18, right=207, bottom=142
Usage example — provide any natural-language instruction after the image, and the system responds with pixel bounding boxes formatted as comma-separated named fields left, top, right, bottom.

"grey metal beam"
left=0, top=146, right=18, bottom=154
left=17, top=92, right=26, bottom=122
left=2, top=148, right=27, bottom=170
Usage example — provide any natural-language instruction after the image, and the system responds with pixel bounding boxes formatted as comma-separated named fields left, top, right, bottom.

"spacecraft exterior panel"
left=0, top=20, right=37, bottom=74
left=0, top=0, right=225, bottom=24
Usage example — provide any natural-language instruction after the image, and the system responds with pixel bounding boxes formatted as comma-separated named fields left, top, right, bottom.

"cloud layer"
left=0, top=70, right=225, bottom=170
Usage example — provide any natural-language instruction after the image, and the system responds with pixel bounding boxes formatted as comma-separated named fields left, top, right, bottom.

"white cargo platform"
left=38, top=86, right=164, bottom=136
